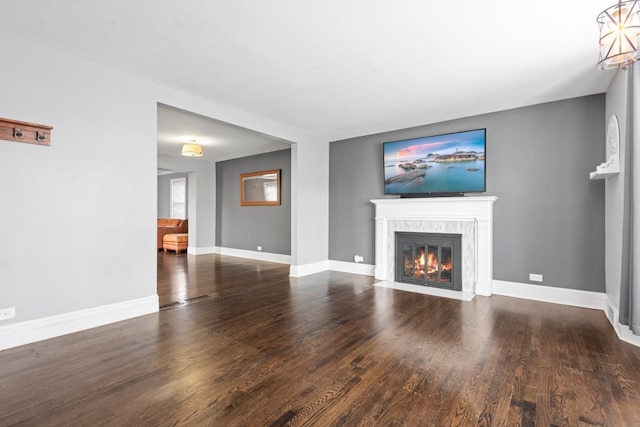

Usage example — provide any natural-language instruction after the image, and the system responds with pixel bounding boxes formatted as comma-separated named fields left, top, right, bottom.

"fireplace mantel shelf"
left=371, top=196, right=498, bottom=296
left=371, top=196, right=497, bottom=215
left=371, top=196, right=497, bottom=203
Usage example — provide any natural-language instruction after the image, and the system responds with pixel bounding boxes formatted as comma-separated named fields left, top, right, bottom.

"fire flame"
left=405, top=248, right=452, bottom=283
left=427, top=252, right=438, bottom=274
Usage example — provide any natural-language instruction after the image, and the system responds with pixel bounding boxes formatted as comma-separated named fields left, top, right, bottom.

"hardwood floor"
left=2, top=252, right=640, bottom=426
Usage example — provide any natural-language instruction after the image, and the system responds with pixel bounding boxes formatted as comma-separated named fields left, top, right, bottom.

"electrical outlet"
left=529, top=273, right=543, bottom=282
left=353, top=255, right=364, bottom=263
left=257, top=246, right=262, bottom=251
left=0, top=307, right=15, bottom=320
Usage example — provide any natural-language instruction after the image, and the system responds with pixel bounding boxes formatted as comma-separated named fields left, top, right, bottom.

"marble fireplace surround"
left=371, top=196, right=498, bottom=296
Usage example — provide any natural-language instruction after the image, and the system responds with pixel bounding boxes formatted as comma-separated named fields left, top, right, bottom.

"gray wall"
left=157, top=172, right=189, bottom=218
left=330, top=95, right=606, bottom=292
left=216, top=149, right=291, bottom=255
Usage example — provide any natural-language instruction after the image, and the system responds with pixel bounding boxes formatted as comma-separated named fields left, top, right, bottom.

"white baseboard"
left=213, top=246, right=291, bottom=264
left=0, top=295, right=159, bottom=351
left=328, top=260, right=375, bottom=276
left=290, top=260, right=330, bottom=277
left=604, top=297, right=640, bottom=347
left=188, top=246, right=216, bottom=255
left=605, top=298, right=618, bottom=327
left=492, top=280, right=606, bottom=310
left=376, top=280, right=475, bottom=301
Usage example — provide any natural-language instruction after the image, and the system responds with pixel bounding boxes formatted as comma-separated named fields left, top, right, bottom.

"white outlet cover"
left=0, top=307, right=16, bottom=319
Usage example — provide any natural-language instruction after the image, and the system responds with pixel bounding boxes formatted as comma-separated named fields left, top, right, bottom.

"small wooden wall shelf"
left=0, top=117, right=53, bottom=146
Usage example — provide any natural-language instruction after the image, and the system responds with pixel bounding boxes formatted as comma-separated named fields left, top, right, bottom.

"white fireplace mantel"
left=371, top=196, right=498, bottom=296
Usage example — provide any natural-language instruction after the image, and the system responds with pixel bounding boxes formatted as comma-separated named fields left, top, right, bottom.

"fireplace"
left=371, top=196, right=497, bottom=296
left=396, top=232, right=462, bottom=291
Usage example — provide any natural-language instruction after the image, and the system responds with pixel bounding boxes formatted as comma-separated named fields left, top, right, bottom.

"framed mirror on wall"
left=240, top=169, right=281, bottom=206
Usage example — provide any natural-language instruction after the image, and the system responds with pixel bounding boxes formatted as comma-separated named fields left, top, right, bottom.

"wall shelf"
left=590, top=168, right=619, bottom=180
left=590, top=159, right=620, bottom=180
left=590, top=114, right=620, bottom=181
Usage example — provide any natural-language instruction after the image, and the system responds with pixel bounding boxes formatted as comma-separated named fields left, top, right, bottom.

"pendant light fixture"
left=597, top=1, right=640, bottom=69
left=181, top=141, right=203, bottom=157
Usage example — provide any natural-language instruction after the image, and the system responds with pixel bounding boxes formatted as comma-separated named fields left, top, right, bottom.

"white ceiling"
left=157, top=104, right=290, bottom=161
left=0, top=1, right=617, bottom=160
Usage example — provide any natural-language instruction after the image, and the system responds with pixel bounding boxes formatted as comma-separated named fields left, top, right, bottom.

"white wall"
left=290, top=142, right=330, bottom=275
left=0, top=32, right=158, bottom=324
left=605, top=70, right=628, bottom=313
left=0, top=31, right=330, bottom=345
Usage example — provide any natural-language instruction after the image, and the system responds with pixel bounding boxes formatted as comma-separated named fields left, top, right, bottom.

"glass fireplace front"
left=395, top=232, right=462, bottom=291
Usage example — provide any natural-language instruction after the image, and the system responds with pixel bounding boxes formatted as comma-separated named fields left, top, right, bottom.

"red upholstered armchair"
left=157, top=218, right=188, bottom=249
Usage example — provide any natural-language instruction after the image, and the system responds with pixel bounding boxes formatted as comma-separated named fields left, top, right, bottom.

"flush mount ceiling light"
left=598, top=1, right=640, bottom=69
left=181, top=141, right=203, bottom=157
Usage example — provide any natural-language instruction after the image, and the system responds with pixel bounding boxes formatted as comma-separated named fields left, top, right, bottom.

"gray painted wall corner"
left=329, top=95, right=606, bottom=292
left=216, top=148, right=292, bottom=255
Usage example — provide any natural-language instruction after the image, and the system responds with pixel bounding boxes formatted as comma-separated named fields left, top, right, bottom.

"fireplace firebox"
left=395, top=232, right=462, bottom=291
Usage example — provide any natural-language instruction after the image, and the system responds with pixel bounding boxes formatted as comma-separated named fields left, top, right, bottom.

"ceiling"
left=0, top=1, right=617, bottom=160
left=157, top=104, right=290, bottom=161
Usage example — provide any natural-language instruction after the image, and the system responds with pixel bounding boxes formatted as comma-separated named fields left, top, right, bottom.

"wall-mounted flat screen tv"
left=383, top=128, right=486, bottom=196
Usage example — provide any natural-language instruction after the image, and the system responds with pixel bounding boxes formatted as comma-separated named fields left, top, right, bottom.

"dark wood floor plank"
left=1, top=251, right=640, bottom=426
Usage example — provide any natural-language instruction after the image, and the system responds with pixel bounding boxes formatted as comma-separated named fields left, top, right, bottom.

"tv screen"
left=383, top=128, right=486, bottom=196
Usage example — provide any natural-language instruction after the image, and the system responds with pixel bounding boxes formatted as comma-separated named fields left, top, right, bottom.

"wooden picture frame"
left=240, top=169, right=281, bottom=206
